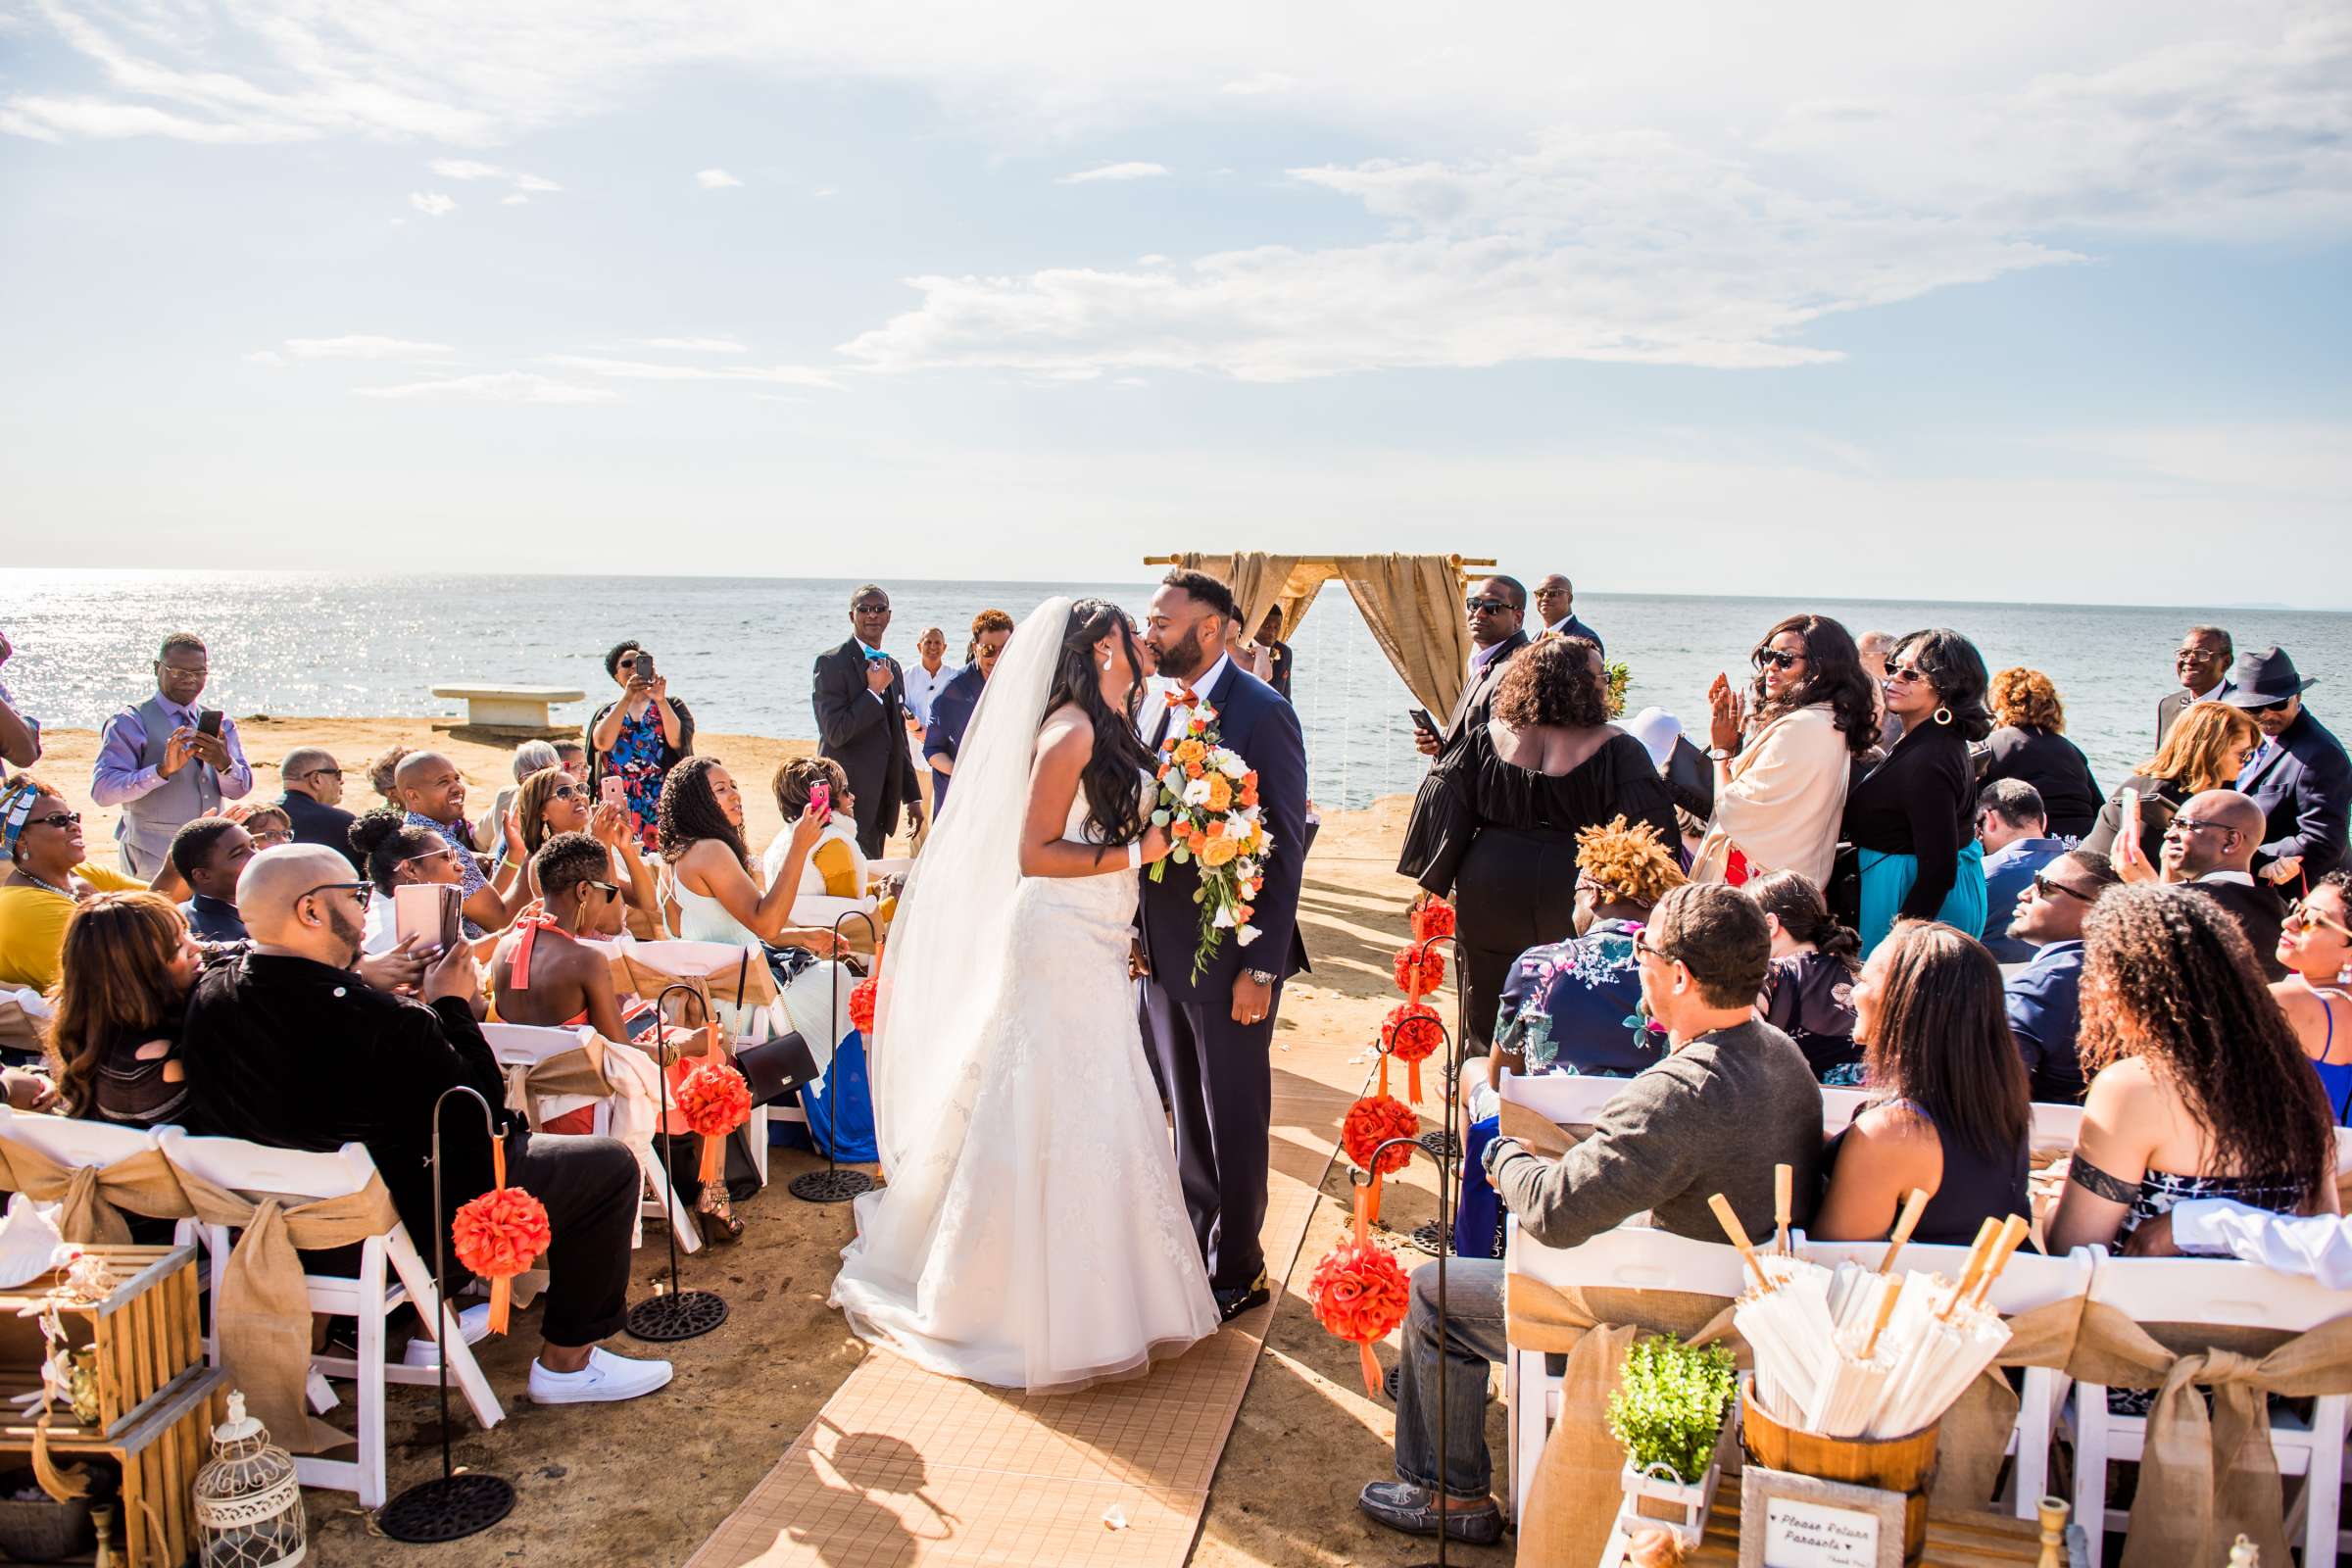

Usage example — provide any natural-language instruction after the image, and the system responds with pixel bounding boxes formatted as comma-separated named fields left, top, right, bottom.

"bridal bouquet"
left=1149, top=698, right=1274, bottom=980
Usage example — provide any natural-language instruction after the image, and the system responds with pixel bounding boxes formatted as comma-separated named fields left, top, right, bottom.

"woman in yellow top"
left=0, top=775, right=182, bottom=992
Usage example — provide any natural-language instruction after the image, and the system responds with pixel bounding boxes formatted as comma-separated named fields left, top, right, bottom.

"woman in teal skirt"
left=1841, top=629, right=1994, bottom=955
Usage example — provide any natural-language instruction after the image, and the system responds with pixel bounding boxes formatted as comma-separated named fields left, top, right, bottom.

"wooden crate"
left=0, top=1365, right=227, bottom=1568
left=0, top=1245, right=203, bottom=1443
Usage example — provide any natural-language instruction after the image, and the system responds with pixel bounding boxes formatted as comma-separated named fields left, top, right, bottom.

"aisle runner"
left=685, top=1093, right=1336, bottom=1568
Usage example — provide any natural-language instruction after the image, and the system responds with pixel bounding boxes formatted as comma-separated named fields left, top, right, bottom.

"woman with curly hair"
left=2082, top=701, right=2261, bottom=867
left=1843, top=628, right=1996, bottom=955
left=2048, top=884, right=2338, bottom=1257
left=1442, top=635, right=1678, bottom=1056
left=1693, top=613, right=1879, bottom=890
left=657, top=756, right=837, bottom=966
left=1978, top=668, right=2101, bottom=838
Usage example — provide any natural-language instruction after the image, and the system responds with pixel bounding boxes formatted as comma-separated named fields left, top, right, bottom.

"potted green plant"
left=1605, top=1333, right=1738, bottom=1547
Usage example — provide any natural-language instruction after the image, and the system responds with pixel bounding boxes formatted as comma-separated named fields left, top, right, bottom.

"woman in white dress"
left=831, top=597, right=1221, bottom=1393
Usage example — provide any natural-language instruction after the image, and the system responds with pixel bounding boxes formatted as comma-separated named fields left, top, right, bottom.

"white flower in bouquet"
left=1237, top=924, right=1262, bottom=947
left=1217, top=753, right=1249, bottom=779
left=1212, top=906, right=1237, bottom=929
left=1182, top=776, right=1214, bottom=807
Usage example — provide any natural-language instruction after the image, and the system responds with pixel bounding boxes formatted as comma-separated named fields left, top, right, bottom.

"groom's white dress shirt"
left=1158, top=653, right=1231, bottom=741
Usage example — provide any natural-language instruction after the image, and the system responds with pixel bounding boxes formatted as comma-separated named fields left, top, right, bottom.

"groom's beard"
left=1155, top=627, right=1208, bottom=682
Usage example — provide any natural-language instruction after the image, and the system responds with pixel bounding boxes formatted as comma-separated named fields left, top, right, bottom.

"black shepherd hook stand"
left=626, top=981, right=730, bottom=1341
left=1409, top=930, right=1464, bottom=1256
left=790, top=908, right=880, bottom=1204
left=1357, top=1124, right=1463, bottom=1568
left=377, top=1084, right=518, bottom=1544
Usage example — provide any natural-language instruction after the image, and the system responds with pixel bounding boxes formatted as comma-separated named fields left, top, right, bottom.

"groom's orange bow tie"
left=1165, top=686, right=1201, bottom=709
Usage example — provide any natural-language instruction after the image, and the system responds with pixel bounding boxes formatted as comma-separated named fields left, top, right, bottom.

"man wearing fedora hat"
left=2227, top=645, right=2350, bottom=884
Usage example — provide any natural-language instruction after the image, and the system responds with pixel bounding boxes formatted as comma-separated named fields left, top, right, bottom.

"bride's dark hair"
left=1047, top=599, right=1154, bottom=846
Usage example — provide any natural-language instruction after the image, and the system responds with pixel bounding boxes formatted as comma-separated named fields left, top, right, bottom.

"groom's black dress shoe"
left=1214, top=1270, right=1272, bottom=1323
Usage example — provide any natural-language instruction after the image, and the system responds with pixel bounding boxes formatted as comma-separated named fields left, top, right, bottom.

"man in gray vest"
left=90, top=632, right=253, bottom=876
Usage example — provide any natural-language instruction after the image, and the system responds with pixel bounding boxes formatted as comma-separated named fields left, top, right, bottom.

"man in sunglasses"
left=2002, top=849, right=2121, bottom=1102
left=1414, top=575, right=1528, bottom=760
left=1976, top=779, right=2068, bottom=963
left=276, top=747, right=357, bottom=862
left=2157, top=625, right=2233, bottom=746
left=2120, top=787, right=2289, bottom=979
left=2225, top=646, right=2350, bottom=886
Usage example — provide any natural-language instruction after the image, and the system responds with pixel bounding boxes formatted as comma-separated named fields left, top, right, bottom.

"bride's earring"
left=1102, top=656, right=1113, bottom=672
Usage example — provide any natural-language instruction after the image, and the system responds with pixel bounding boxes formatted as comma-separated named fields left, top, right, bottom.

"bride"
left=829, top=597, right=1221, bottom=1392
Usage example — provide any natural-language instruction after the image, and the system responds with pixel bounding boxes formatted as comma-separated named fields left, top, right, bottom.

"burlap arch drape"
left=1158, top=552, right=1483, bottom=718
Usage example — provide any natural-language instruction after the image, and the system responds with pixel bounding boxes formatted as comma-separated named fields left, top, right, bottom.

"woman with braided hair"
left=2048, top=883, right=2338, bottom=1258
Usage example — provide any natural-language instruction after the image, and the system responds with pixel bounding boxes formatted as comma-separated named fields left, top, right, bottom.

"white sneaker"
left=401, top=1302, right=496, bottom=1369
left=527, top=1347, right=673, bottom=1404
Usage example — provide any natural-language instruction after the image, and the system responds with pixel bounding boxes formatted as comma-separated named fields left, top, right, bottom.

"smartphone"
left=808, top=782, right=832, bottom=825
left=1408, top=707, right=1439, bottom=738
left=862, top=645, right=891, bottom=663
left=196, top=709, right=224, bottom=739
left=599, top=775, right=626, bottom=812
left=632, top=651, right=655, bottom=682
left=393, top=883, right=462, bottom=953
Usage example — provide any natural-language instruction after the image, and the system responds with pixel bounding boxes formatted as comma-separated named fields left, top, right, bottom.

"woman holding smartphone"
left=514, top=765, right=662, bottom=937
left=588, top=640, right=694, bottom=854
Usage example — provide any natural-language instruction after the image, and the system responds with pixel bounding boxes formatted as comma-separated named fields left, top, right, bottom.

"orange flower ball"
left=1392, top=944, right=1446, bottom=998
left=1342, top=1093, right=1420, bottom=1176
left=848, top=973, right=879, bottom=1034
left=1382, top=1002, right=1446, bottom=1065
left=1410, top=897, right=1457, bottom=943
left=675, top=1059, right=753, bottom=1138
left=1307, top=1239, right=1412, bottom=1346
left=453, top=1187, right=552, bottom=1281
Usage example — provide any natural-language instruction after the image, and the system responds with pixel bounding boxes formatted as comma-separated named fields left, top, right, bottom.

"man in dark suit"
left=2226, top=646, right=2350, bottom=883
left=1414, top=574, right=1530, bottom=760
left=2125, top=788, right=2289, bottom=980
left=2156, top=624, right=2233, bottom=747
left=1532, top=572, right=1604, bottom=657
left=1139, top=568, right=1310, bottom=1322
left=811, top=583, right=926, bottom=858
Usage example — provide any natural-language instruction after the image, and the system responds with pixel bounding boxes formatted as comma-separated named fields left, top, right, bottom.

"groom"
left=1140, top=568, right=1311, bottom=1321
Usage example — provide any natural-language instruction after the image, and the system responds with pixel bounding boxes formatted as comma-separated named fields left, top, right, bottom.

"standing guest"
left=391, top=752, right=526, bottom=936
left=2118, top=788, right=2288, bottom=980
left=2158, top=624, right=2234, bottom=746
left=170, top=817, right=254, bottom=942
left=1979, top=668, right=2101, bottom=839
left=276, top=748, right=355, bottom=856
left=475, top=741, right=561, bottom=868
left=1440, top=638, right=1677, bottom=1057
left=1752, top=869, right=1865, bottom=1083
left=2270, top=870, right=2352, bottom=1125
left=0, top=776, right=177, bottom=992
left=923, top=610, right=1013, bottom=820
left=2226, top=646, right=2351, bottom=884
left=1976, top=779, right=2069, bottom=962
left=1357, top=885, right=1822, bottom=1545
left=2083, top=701, right=2261, bottom=868
left=812, top=586, right=926, bottom=858
left=2003, top=850, right=2122, bottom=1102
left=1693, top=614, right=1878, bottom=889
left=1845, top=629, right=1994, bottom=955
left=1813, top=921, right=2031, bottom=1245
left=1413, top=576, right=1529, bottom=760
left=46, top=892, right=193, bottom=1127
left=1857, top=630, right=1904, bottom=750
left=2047, top=884, right=2338, bottom=1257
left=0, top=630, right=39, bottom=766
left=1531, top=573, right=1603, bottom=656
left=588, top=641, right=695, bottom=855
left=554, top=740, right=588, bottom=786
left=90, top=632, right=253, bottom=877
left=903, top=627, right=954, bottom=735
left=1241, top=608, right=1295, bottom=701
left=513, top=767, right=661, bottom=935
left=181, top=846, right=675, bottom=1404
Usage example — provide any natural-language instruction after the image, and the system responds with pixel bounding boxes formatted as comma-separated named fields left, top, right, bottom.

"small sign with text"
left=1763, top=1496, right=1881, bottom=1568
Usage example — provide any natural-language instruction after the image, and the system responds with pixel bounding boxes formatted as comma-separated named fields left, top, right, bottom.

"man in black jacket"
left=2120, top=788, right=2289, bottom=980
left=812, top=584, right=925, bottom=858
left=2156, top=624, right=2233, bottom=747
left=2226, top=646, right=2350, bottom=883
left=1414, top=574, right=1530, bottom=760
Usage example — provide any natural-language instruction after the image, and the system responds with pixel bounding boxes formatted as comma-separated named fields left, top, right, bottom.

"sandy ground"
left=24, top=720, right=1511, bottom=1567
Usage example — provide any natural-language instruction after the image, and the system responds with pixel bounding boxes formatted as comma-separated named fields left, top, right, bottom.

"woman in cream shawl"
left=1690, top=614, right=1881, bottom=887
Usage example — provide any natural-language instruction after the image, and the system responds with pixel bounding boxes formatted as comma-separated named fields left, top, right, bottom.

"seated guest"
left=2083, top=699, right=2260, bottom=867
left=489, top=833, right=637, bottom=1044
left=89, top=632, right=253, bottom=876
left=1358, top=885, right=1823, bottom=1544
left=1813, top=921, right=2031, bottom=1245
left=349, top=808, right=472, bottom=956
left=170, top=816, right=255, bottom=942
left=1694, top=614, right=1878, bottom=889
left=181, top=846, right=674, bottom=1403
left=2271, top=869, right=2352, bottom=1125
left=2158, top=624, right=2233, bottom=745
left=514, top=766, right=659, bottom=936
left=276, top=747, right=356, bottom=858
left=2002, top=850, right=2121, bottom=1103
left=554, top=740, right=587, bottom=786
left=1976, top=780, right=2069, bottom=963
left=0, top=775, right=180, bottom=991
left=391, top=751, right=526, bottom=935
left=367, top=744, right=412, bottom=809
left=765, top=758, right=879, bottom=931
left=1978, top=668, right=2101, bottom=839
left=2048, top=884, right=2338, bottom=1260
left=923, top=610, right=1014, bottom=818
left=2119, top=787, right=2287, bottom=980
left=46, top=892, right=196, bottom=1127
left=238, top=805, right=294, bottom=852
left=0, top=630, right=38, bottom=766
left=659, top=759, right=840, bottom=994
left=1752, top=869, right=1864, bottom=1083
left=477, top=741, right=561, bottom=871
left=1845, top=628, right=1995, bottom=955
left=590, top=642, right=695, bottom=855
left=2226, top=645, right=2351, bottom=883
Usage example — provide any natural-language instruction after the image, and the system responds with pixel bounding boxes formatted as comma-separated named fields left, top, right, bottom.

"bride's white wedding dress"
left=828, top=598, right=1219, bottom=1393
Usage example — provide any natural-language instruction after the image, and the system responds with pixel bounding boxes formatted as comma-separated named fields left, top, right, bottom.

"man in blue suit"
left=1139, top=569, right=1311, bottom=1321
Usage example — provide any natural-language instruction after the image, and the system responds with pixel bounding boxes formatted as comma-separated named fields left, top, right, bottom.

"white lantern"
left=192, top=1392, right=307, bottom=1567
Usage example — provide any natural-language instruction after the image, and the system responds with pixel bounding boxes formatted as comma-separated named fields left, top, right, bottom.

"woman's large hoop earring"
left=1934, top=707, right=1954, bottom=726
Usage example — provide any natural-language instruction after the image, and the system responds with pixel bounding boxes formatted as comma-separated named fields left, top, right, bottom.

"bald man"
left=276, top=746, right=357, bottom=861
left=392, top=751, right=523, bottom=933
left=1530, top=573, right=1604, bottom=656
left=180, top=846, right=672, bottom=1403
left=2129, top=789, right=2288, bottom=980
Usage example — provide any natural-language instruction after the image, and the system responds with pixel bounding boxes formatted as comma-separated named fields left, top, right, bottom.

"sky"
left=3, top=1, right=2348, bottom=603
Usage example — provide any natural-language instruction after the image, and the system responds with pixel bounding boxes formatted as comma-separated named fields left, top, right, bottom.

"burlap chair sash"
left=0, top=1143, right=185, bottom=1248
left=1496, top=1100, right=1579, bottom=1159
left=501, top=1040, right=615, bottom=1133
left=1930, top=1293, right=2086, bottom=1509
left=1504, top=1271, right=1744, bottom=1568
left=2064, top=1299, right=2352, bottom=1568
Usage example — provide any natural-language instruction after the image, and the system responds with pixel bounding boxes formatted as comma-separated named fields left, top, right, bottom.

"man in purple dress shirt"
left=89, top=632, right=252, bottom=876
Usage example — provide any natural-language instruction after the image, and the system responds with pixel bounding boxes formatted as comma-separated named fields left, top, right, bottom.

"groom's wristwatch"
left=1244, top=968, right=1278, bottom=987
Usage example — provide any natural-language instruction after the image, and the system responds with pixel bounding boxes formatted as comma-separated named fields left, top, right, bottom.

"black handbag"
left=1825, top=843, right=1863, bottom=928
left=733, top=1029, right=821, bottom=1109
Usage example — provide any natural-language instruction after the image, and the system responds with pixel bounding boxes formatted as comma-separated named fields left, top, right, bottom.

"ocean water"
left=5, top=570, right=2349, bottom=812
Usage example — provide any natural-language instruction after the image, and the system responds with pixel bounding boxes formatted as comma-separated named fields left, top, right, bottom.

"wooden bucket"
left=1740, top=1379, right=1940, bottom=1564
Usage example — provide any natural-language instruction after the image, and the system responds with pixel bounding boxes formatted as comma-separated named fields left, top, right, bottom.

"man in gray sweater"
left=1360, top=883, right=1826, bottom=1544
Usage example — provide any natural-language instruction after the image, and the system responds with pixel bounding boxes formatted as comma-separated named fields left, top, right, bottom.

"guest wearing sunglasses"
left=2116, top=787, right=2288, bottom=980
left=2224, top=645, right=2351, bottom=886
left=276, top=748, right=357, bottom=861
left=1842, top=628, right=1994, bottom=955
left=1414, top=577, right=1528, bottom=760
left=1692, top=614, right=1878, bottom=889
left=488, top=832, right=639, bottom=1046
left=514, top=766, right=660, bottom=936
left=348, top=808, right=474, bottom=957
left=1975, top=779, right=2068, bottom=963
left=0, top=774, right=184, bottom=992
left=2002, top=849, right=2122, bottom=1102
left=2273, top=870, right=2352, bottom=1125
left=2157, top=625, right=2233, bottom=746
left=2082, top=701, right=2261, bottom=869
left=924, top=609, right=1015, bottom=819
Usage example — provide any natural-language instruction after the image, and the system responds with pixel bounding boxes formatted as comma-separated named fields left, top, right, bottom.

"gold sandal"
left=695, top=1187, right=745, bottom=1245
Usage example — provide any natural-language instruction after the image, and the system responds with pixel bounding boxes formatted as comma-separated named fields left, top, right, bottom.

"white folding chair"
left=481, top=1022, right=700, bottom=1252
left=0, top=1107, right=210, bottom=1340
left=2060, top=1255, right=2347, bottom=1568
left=1797, top=1234, right=2099, bottom=1517
left=624, top=941, right=787, bottom=1187
left=156, top=1130, right=503, bottom=1507
left=1494, top=1069, right=1634, bottom=1136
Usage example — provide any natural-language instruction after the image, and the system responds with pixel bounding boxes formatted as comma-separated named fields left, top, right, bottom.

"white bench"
left=430, top=684, right=585, bottom=731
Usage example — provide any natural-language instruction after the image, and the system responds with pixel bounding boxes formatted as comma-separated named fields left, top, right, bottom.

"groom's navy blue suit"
left=1140, top=659, right=1310, bottom=1294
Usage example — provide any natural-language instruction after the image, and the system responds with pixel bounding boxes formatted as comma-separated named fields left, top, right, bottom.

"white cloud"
left=358, top=372, right=615, bottom=405
left=409, top=190, right=455, bottom=217
left=242, top=350, right=286, bottom=368
left=546, top=354, right=837, bottom=388
left=1056, top=161, right=1170, bottom=183
left=428, top=158, right=503, bottom=179
left=502, top=193, right=528, bottom=205
left=513, top=172, right=562, bottom=192
left=633, top=337, right=750, bottom=354
left=695, top=168, right=742, bottom=188
left=282, top=335, right=456, bottom=362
